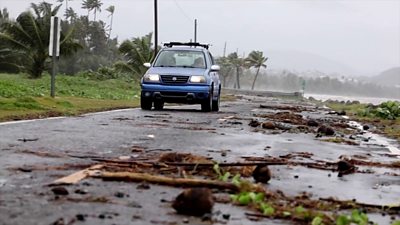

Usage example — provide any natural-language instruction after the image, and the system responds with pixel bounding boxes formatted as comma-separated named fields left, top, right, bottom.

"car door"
left=208, top=52, right=220, bottom=97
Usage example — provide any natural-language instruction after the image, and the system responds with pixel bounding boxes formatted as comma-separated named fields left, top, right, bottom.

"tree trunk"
left=108, top=14, right=113, bottom=40
left=251, top=67, right=260, bottom=90
left=236, top=67, right=240, bottom=89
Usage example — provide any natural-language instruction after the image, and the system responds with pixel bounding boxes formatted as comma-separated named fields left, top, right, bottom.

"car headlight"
left=190, top=75, right=206, bottom=83
left=143, top=74, right=160, bottom=82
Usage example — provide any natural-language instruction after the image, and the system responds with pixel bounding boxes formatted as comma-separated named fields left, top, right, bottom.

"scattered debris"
left=136, top=182, right=151, bottom=190
left=51, top=218, right=65, bottom=225
left=51, top=187, right=69, bottom=196
left=17, top=138, right=39, bottom=142
left=92, top=171, right=240, bottom=191
left=49, top=164, right=103, bottom=186
left=259, top=104, right=304, bottom=112
left=317, top=125, right=335, bottom=136
left=337, top=160, right=356, bottom=177
left=252, top=165, right=271, bottom=183
left=307, top=119, right=319, bottom=127
left=18, top=150, right=66, bottom=158
left=248, top=119, right=261, bottom=127
left=261, top=122, right=275, bottom=129
left=172, top=188, right=214, bottom=216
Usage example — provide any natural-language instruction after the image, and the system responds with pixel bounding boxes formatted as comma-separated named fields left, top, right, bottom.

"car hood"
left=146, top=67, right=207, bottom=76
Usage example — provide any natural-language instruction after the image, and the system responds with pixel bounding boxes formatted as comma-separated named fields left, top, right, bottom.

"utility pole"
left=223, top=41, right=227, bottom=57
left=154, top=0, right=158, bottom=57
left=49, top=16, right=60, bottom=98
left=194, top=19, right=197, bottom=43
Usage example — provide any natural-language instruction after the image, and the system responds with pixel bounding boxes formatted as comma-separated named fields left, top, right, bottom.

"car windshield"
left=154, top=50, right=206, bottom=69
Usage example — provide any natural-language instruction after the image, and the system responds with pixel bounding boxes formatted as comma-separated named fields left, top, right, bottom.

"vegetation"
left=0, top=73, right=139, bottom=121
left=115, top=32, right=155, bottom=80
left=327, top=100, right=400, bottom=140
left=246, top=50, right=268, bottom=90
left=0, top=2, right=80, bottom=78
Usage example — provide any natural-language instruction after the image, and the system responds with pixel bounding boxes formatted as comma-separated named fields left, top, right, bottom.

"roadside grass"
left=0, top=73, right=140, bottom=121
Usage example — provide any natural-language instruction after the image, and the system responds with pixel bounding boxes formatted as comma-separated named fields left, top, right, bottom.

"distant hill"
left=265, top=49, right=359, bottom=76
left=371, top=67, right=400, bottom=87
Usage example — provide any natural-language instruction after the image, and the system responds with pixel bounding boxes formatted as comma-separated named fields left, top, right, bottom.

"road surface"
left=0, top=94, right=399, bottom=225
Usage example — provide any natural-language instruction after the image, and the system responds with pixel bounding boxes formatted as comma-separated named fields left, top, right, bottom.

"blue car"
left=140, top=42, right=221, bottom=112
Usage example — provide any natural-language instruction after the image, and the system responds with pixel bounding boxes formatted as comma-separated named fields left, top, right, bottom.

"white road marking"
left=0, top=116, right=66, bottom=126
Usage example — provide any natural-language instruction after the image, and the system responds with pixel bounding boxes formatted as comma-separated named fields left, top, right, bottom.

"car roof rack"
left=163, top=42, right=210, bottom=50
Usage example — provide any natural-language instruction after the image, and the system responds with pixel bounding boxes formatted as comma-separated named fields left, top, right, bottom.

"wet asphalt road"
left=0, top=94, right=399, bottom=225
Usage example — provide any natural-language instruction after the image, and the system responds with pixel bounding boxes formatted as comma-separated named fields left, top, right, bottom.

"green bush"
left=357, top=101, right=399, bottom=120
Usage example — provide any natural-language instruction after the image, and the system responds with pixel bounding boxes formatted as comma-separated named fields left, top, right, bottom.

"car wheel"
left=212, top=94, right=220, bottom=112
left=154, top=100, right=164, bottom=110
left=141, top=95, right=152, bottom=110
left=201, top=90, right=212, bottom=112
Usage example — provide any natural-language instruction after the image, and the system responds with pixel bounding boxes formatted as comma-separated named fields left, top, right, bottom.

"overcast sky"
left=1, top=0, right=399, bottom=75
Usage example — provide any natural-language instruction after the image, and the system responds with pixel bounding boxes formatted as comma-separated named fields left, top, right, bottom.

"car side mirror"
left=143, top=62, right=151, bottom=68
left=210, top=65, right=220, bottom=71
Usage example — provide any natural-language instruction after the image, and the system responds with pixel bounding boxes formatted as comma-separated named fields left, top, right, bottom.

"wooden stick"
left=319, top=197, right=400, bottom=211
left=92, top=171, right=240, bottom=191
left=49, top=164, right=103, bottom=186
left=164, top=162, right=287, bottom=167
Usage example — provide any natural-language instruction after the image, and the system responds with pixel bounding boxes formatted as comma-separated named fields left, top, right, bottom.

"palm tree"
left=246, top=50, right=268, bottom=90
left=227, top=52, right=246, bottom=89
left=115, top=32, right=154, bottom=80
left=91, top=0, right=103, bottom=21
left=216, top=56, right=233, bottom=87
left=105, top=5, right=115, bottom=40
left=81, top=0, right=92, bottom=20
left=56, top=0, right=73, bottom=16
left=0, top=2, right=81, bottom=78
left=64, top=7, right=77, bottom=23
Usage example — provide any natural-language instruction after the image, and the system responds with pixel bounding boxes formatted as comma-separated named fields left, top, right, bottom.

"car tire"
left=154, top=100, right=164, bottom=110
left=141, top=96, right=152, bottom=110
left=212, top=94, right=220, bottom=112
left=201, top=90, right=212, bottom=112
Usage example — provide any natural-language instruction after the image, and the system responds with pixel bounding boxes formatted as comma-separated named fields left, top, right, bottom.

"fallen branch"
left=164, top=161, right=287, bottom=167
left=92, top=171, right=240, bottom=192
left=319, top=197, right=400, bottom=212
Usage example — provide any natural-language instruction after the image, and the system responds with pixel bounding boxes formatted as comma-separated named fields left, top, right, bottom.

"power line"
left=173, top=0, right=192, bottom=22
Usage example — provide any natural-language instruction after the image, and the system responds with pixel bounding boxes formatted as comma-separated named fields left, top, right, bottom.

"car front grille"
left=160, top=92, right=187, bottom=97
left=160, top=75, right=189, bottom=84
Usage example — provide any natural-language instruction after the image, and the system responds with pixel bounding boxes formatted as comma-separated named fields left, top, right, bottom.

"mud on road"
left=0, top=94, right=399, bottom=225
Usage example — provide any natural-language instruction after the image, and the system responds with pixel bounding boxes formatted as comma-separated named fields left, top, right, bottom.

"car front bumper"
left=141, top=83, right=210, bottom=103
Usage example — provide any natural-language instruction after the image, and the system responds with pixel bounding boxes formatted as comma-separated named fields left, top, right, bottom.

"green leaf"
left=230, top=194, right=238, bottom=202
left=248, top=192, right=256, bottom=201
left=282, top=211, right=291, bottom=217
left=336, top=215, right=350, bottom=225
left=232, top=174, right=241, bottom=186
left=213, top=164, right=221, bottom=176
left=254, top=193, right=265, bottom=203
left=238, top=194, right=251, bottom=205
left=295, top=206, right=306, bottom=215
left=260, top=203, right=275, bottom=216
left=311, top=216, right=323, bottom=225
left=220, top=172, right=231, bottom=181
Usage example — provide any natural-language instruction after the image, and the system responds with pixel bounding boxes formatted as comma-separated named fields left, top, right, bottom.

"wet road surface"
left=0, top=94, right=399, bottom=225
